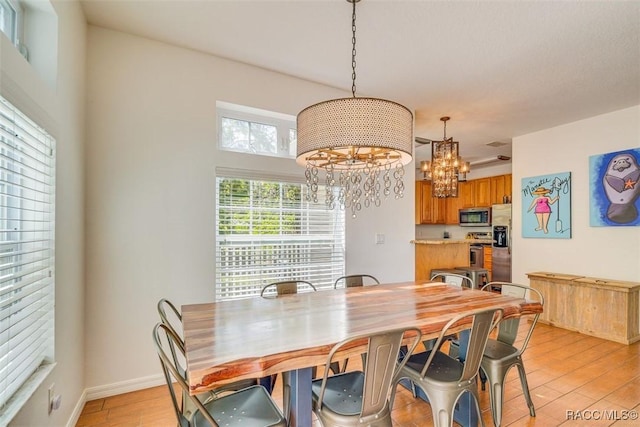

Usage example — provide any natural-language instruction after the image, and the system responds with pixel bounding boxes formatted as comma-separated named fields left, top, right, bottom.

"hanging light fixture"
left=296, top=0, right=413, bottom=218
left=420, top=117, right=471, bottom=198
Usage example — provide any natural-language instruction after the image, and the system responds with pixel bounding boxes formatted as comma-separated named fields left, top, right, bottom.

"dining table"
left=181, top=280, right=543, bottom=427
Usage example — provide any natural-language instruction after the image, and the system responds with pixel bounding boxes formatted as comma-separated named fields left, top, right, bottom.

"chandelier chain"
left=351, top=0, right=357, bottom=98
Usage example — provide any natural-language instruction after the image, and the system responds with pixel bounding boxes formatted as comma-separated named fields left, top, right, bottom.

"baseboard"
left=66, top=389, right=86, bottom=427
left=84, top=374, right=166, bottom=401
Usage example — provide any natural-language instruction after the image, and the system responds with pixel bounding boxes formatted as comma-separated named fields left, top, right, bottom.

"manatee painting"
left=590, top=149, right=640, bottom=227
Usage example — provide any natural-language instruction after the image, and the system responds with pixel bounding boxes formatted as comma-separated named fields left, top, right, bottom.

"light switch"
left=375, top=233, right=385, bottom=244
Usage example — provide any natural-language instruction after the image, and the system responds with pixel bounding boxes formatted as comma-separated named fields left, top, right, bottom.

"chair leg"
left=282, top=371, right=291, bottom=422
left=516, top=362, right=536, bottom=417
left=489, top=375, right=504, bottom=427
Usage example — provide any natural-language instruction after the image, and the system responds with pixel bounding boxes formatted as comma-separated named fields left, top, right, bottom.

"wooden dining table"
left=182, top=281, right=543, bottom=426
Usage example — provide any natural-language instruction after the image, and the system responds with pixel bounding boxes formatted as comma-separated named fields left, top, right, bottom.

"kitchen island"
left=413, top=238, right=494, bottom=281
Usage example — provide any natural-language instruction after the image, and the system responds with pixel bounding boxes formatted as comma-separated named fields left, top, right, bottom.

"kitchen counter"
left=412, top=239, right=493, bottom=245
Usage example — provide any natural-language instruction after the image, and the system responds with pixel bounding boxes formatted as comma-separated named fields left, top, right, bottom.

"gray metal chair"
left=479, top=283, right=544, bottom=427
left=157, top=299, right=258, bottom=403
left=332, top=274, right=380, bottom=372
left=312, top=327, right=422, bottom=427
left=390, top=307, right=503, bottom=427
left=153, top=323, right=287, bottom=427
left=430, top=272, right=474, bottom=289
left=260, top=280, right=317, bottom=297
left=334, top=274, right=380, bottom=288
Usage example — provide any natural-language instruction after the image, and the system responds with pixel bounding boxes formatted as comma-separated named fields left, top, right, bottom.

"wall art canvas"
left=589, top=148, right=640, bottom=227
left=522, top=172, right=571, bottom=238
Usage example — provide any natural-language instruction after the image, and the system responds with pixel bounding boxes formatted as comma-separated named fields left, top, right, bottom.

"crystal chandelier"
left=296, top=0, right=413, bottom=218
left=420, top=117, right=471, bottom=198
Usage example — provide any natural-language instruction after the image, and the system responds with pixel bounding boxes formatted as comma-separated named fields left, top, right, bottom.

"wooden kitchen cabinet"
left=416, top=181, right=445, bottom=224
left=483, top=246, right=493, bottom=280
left=473, top=178, right=491, bottom=207
left=444, top=181, right=473, bottom=224
left=490, top=174, right=512, bottom=205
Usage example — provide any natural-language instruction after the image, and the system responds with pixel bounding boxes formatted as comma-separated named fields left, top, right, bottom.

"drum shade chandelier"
left=420, top=117, right=471, bottom=198
left=296, top=0, right=413, bottom=218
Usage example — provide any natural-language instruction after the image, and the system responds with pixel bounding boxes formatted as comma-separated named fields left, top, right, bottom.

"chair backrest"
left=157, top=299, right=186, bottom=375
left=482, top=282, right=544, bottom=351
left=430, top=272, right=474, bottom=288
left=153, top=322, right=221, bottom=427
left=315, top=327, right=421, bottom=421
left=334, top=274, right=380, bottom=289
left=260, top=280, right=317, bottom=297
left=420, top=307, right=503, bottom=383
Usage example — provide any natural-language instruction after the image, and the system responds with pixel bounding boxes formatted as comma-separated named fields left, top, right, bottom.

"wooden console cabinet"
left=528, top=272, right=640, bottom=344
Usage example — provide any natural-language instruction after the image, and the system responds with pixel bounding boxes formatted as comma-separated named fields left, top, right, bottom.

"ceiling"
left=80, top=0, right=640, bottom=167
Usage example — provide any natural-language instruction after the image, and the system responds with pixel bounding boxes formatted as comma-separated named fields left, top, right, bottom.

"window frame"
left=0, top=95, right=56, bottom=421
left=215, top=171, right=345, bottom=301
left=216, top=102, right=297, bottom=159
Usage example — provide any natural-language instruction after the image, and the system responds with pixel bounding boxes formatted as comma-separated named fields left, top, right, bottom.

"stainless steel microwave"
left=459, top=207, right=491, bottom=227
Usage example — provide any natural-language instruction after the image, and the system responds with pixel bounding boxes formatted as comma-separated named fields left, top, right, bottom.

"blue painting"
left=589, top=148, right=640, bottom=227
left=522, top=172, right=571, bottom=238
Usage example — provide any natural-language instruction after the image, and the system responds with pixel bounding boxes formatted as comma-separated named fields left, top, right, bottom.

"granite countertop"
left=411, top=239, right=493, bottom=245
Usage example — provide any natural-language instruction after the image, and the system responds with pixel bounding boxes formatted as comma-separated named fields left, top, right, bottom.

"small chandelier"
left=296, top=0, right=413, bottom=218
left=420, top=117, right=471, bottom=198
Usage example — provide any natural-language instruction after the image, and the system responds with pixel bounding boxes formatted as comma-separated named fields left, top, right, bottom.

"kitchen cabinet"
left=444, top=181, right=473, bottom=224
left=483, top=246, right=493, bottom=280
left=473, top=178, right=491, bottom=207
left=490, top=174, right=512, bottom=205
left=416, top=181, right=445, bottom=224
left=417, top=174, right=510, bottom=225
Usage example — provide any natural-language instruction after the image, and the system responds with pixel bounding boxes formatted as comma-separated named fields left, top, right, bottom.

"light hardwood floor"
left=76, top=323, right=640, bottom=426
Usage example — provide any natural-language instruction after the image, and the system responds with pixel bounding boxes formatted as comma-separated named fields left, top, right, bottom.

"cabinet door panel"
left=474, top=178, right=491, bottom=207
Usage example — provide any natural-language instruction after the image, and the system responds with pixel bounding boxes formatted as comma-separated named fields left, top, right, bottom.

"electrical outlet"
left=48, top=383, right=55, bottom=415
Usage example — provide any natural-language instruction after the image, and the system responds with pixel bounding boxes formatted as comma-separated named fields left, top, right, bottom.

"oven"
left=470, top=244, right=484, bottom=268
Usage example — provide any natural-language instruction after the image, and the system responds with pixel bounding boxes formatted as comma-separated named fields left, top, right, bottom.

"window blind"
left=215, top=175, right=345, bottom=300
left=0, top=96, right=55, bottom=409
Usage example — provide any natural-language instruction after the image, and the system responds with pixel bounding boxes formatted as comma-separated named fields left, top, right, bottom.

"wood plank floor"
left=76, top=323, right=640, bottom=426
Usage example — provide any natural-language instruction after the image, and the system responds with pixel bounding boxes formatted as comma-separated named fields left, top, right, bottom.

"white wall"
left=84, top=26, right=415, bottom=393
left=512, top=106, right=640, bottom=284
left=1, top=1, right=86, bottom=426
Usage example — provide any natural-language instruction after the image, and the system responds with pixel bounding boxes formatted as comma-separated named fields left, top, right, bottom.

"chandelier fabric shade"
left=296, top=0, right=414, bottom=218
left=421, top=117, right=471, bottom=198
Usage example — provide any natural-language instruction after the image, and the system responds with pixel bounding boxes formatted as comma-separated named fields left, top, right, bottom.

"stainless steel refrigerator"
left=491, top=204, right=512, bottom=282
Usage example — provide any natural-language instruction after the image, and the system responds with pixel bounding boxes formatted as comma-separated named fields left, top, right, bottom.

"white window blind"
left=0, top=96, right=55, bottom=409
left=216, top=174, right=345, bottom=300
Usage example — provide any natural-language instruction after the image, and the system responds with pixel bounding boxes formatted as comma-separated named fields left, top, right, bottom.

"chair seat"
left=193, top=385, right=286, bottom=427
left=405, top=350, right=464, bottom=384
left=483, top=339, right=519, bottom=362
left=312, top=371, right=364, bottom=416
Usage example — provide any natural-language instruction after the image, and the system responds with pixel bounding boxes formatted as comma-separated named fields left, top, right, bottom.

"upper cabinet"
left=416, top=174, right=512, bottom=225
left=473, top=178, right=492, bottom=207
left=416, top=180, right=446, bottom=224
left=490, top=174, right=512, bottom=205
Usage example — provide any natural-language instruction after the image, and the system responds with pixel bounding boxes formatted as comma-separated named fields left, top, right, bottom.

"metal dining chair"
left=333, top=274, right=380, bottom=372
left=312, top=326, right=422, bottom=427
left=157, top=299, right=259, bottom=402
left=391, top=307, right=503, bottom=427
left=430, top=272, right=474, bottom=289
left=153, top=322, right=287, bottom=427
left=260, top=280, right=317, bottom=297
left=334, top=274, right=380, bottom=289
left=479, top=282, right=545, bottom=427
left=259, top=281, right=321, bottom=417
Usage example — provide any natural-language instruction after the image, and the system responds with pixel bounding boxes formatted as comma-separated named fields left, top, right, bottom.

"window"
left=217, top=102, right=297, bottom=159
left=0, top=96, right=55, bottom=410
left=215, top=172, right=344, bottom=300
left=0, top=0, right=17, bottom=44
